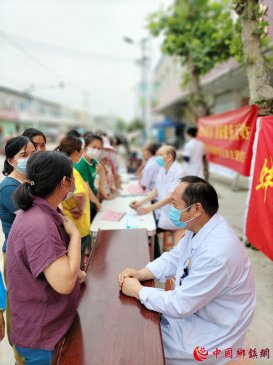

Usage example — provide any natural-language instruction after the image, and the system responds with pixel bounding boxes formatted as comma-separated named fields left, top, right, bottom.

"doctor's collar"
left=190, top=213, right=221, bottom=249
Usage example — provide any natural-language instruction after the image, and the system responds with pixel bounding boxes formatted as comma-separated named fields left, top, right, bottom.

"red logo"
left=193, top=346, right=209, bottom=362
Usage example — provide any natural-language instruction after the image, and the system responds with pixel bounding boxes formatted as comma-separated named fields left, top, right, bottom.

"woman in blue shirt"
left=0, top=271, right=6, bottom=341
left=0, top=136, right=36, bottom=280
left=0, top=136, right=36, bottom=364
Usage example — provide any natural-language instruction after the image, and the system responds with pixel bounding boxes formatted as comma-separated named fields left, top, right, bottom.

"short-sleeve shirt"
left=61, top=168, right=90, bottom=237
left=74, top=157, right=98, bottom=209
left=6, top=196, right=80, bottom=350
left=140, top=156, right=161, bottom=191
left=0, top=176, right=20, bottom=252
left=183, top=138, right=205, bottom=178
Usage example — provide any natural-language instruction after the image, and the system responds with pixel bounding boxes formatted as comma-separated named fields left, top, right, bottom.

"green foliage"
left=147, top=0, right=234, bottom=76
left=115, top=118, right=127, bottom=131
left=126, top=119, right=145, bottom=132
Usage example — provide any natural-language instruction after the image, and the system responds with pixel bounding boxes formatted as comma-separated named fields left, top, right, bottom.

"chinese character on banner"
left=246, top=116, right=273, bottom=260
left=213, top=348, right=222, bottom=359
left=248, top=348, right=258, bottom=359
left=225, top=348, right=233, bottom=359
left=260, top=348, right=270, bottom=359
left=256, top=158, right=273, bottom=203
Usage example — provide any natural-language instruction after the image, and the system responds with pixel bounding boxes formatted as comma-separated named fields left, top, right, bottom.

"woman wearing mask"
left=57, top=136, right=91, bottom=267
left=0, top=136, right=36, bottom=365
left=0, top=136, right=36, bottom=278
left=22, top=128, right=47, bottom=151
left=74, top=133, right=106, bottom=221
left=6, top=151, right=83, bottom=365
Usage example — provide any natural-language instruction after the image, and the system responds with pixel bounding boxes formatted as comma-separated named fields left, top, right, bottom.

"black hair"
left=94, top=130, right=107, bottom=137
left=55, top=135, right=82, bottom=156
left=187, top=127, right=198, bottom=138
left=13, top=151, right=73, bottom=210
left=145, top=143, right=160, bottom=156
left=66, top=129, right=82, bottom=138
left=180, top=176, right=219, bottom=217
left=84, top=133, right=103, bottom=147
left=22, top=128, right=47, bottom=144
left=2, top=136, right=32, bottom=176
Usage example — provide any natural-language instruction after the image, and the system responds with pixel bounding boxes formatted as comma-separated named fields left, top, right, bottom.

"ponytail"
left=13, top=182, right=34, bottom=210
left=3, top=160, right=13, bottom=176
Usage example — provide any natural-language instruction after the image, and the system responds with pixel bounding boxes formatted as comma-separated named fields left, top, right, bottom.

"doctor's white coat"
left=139, top=214, right=256, bottom=365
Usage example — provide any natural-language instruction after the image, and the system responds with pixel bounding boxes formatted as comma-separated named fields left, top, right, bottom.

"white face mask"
left=98, top=150, right=109, bottom=160
left=87, top=147, right=101, bottom=160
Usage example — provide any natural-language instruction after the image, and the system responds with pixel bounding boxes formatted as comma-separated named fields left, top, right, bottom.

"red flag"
left=198, top=105, right=258, bottom=176
left=246, top=116, right=273, bottom=260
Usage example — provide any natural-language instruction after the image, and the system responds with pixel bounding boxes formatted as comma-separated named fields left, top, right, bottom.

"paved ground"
left=0, top=154, right=272, bottom=365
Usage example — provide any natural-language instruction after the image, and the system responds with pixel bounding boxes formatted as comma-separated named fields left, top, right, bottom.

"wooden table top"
left=52, top=229, right=165, bottom=365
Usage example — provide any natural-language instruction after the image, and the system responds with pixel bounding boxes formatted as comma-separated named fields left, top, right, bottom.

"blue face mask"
left=156, top=156, right=165, bottom=167
left=16, top=158, right=29, bottom=175
left=169, top=203, right=196, bottom=228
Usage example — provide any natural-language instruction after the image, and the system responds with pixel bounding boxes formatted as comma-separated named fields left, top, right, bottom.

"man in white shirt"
left=120, top=176, right=256, bottom=365
left=140, top=144, right=161, bottom=191
left=131, top=145, right=186, bottom=251
left=183, top=127, right=207, bottom=179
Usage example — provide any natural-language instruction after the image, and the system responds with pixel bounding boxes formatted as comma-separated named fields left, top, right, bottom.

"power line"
left=0, top=32, right=65, bottom=80
left=0, top=30, right=135, bottom=63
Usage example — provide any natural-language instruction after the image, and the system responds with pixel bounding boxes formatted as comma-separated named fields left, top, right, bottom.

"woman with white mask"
left=74, top=133, right=106, bottom=221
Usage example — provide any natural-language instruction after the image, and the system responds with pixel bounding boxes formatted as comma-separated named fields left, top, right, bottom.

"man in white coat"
left=120, top=176, right=256, bottom=365
left=131, top=145, right=186, bottom=252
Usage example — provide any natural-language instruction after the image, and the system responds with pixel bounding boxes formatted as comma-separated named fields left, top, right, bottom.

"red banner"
left=197, top=105, right=258, bottom=176
left=246, top=116, right=273, bottom=260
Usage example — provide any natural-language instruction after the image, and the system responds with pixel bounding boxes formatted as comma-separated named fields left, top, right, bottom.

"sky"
left=0, top=0, right=173, bottom=121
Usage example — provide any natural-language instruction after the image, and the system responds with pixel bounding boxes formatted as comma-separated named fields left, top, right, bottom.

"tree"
left=115, top=118, right=127, bottom=131
left=147, top=0, right=234, bottom=120
left=232, top=0, right=273, bottom=115
left=126, top=118, right=145, bottom=132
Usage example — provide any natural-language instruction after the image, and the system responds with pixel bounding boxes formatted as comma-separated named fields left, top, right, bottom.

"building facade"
left=0, top=85, right=88, bottom=142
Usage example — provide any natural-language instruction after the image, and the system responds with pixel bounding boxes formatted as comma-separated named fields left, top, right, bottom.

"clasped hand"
left=118, top=268, right=142, bottom=299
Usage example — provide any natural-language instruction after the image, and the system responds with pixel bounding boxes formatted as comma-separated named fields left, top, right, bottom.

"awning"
left=151, top=116, right=183, bottom=129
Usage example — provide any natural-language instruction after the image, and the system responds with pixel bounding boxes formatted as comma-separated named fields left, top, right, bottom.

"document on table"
left=126, top=183, right=146, bottom=195
left=99, top=211, right=126, bottom=222
left=124, top=213, right=148, bottom=229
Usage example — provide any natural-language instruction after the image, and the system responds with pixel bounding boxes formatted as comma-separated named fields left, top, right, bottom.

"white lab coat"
left=183, top=138, right=206, bottom=178
left=155, top=160, right=186, bottom=230
left=139, top=214, right=256, bottom=365
left=140, top=156, right=162, bottom=191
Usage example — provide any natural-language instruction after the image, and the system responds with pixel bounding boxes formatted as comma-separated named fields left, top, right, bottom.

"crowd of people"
left=0, top=126, right=255, bottom=365
left=0, top=127, right=125, bottom=364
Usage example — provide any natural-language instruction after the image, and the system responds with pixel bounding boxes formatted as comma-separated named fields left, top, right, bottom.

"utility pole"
left=123, top=36, right=150, bottom=127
